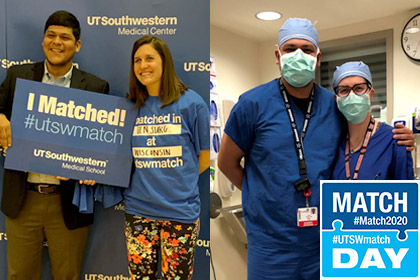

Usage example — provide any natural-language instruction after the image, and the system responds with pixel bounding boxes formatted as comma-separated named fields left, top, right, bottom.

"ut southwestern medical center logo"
left=320, top=181, right=419, bottom=279
left=86, top=15, right=178, bottom=36
left=85, top=14, right=210, bottom=72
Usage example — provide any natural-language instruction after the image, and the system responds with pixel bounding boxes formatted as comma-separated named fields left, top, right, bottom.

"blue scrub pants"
left=247, top=242, right=320, bottom=280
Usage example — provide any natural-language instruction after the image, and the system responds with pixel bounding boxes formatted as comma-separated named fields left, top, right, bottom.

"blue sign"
left=5, top=79, right=137, bottom=187
left=321, top=181, right=419, bottom=279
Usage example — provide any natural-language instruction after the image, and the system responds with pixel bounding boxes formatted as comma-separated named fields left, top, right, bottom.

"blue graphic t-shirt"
left=125, top=89, right=210, bottom=223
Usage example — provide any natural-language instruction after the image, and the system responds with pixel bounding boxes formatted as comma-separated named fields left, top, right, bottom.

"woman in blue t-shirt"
left=124, top=35, right=210, bottom=280
left=331, top=61, right=413, bottom=180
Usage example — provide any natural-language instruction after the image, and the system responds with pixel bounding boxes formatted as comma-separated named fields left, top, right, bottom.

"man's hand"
left=79, top=180, right=96, bottom=186
left=56, top=176, right=70, bottom=181
left=0, top=114, right=11, bottom=150
left=393, top=123, right=415, bottom=151
left=56, top=176, right=96, bottom=186
left=218, top=134, right=245, bottom=190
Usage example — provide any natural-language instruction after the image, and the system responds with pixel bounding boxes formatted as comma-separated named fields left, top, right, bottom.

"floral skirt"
left=124, top=213, right=199, bottom=280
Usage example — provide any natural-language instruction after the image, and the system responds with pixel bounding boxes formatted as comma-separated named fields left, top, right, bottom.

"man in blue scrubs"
left=217, top=18, right=414, bottom=280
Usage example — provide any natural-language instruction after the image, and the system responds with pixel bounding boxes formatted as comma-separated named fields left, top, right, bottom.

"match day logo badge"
left=320, top=181, right=419, bottom=279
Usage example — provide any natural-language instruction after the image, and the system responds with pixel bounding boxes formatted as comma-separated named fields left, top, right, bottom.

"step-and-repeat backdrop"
left=0, top=0, right=210, bottom=279
left=0, top=0, right=5, bottom=83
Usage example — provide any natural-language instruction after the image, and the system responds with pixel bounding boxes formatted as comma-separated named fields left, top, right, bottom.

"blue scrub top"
left=224, top=79, right=344, bottom=252
left=332, top=122, right=414, bottom=180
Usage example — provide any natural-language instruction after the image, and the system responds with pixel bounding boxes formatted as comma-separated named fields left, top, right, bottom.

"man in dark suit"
left=0, top=10, right=109, bottom=280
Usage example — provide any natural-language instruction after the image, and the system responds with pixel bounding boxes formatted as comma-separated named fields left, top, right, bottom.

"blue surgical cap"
left=333, top=61, right=372, bottom=88
left=278, top=18, right=319, bottom=49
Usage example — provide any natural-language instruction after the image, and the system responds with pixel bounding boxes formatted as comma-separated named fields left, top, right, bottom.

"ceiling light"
left=255, top=11, right=281, bottom=21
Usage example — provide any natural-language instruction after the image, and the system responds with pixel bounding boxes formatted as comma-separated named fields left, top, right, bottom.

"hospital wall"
left=319, top=10, right=420, bottom=120
left=210, top=8, right=420, bottom=280
left=209, top=25, right=258, bottom=280
left=259, top=9, right=420, bottom=167
left=259, top=9, right=420, bottom=121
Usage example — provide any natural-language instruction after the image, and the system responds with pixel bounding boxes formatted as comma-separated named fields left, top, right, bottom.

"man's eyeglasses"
left=334, top=83, right=372, bottom=97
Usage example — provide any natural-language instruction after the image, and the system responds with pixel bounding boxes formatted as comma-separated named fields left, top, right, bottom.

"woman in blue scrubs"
left=331, top=61, right=414, bottom=180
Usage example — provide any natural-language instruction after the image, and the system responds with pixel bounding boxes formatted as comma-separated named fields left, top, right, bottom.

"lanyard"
left=344, top=116, right=375, bottom=180
left=278, top=79, right=314, bottom=180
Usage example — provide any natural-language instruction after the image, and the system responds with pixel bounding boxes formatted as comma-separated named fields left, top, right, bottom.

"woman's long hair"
left=128, top=35, right=188, bottom=108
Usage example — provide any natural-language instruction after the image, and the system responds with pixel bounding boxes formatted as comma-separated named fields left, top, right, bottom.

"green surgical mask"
left=280, top=48, right=317, bottom=87
left=337, top=91, right=371, bottom=124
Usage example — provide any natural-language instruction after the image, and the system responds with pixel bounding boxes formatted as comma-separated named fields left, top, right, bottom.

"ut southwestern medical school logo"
left=5, top=79, right=137, bottom=187
left=320, top=181, right=419, bottom=279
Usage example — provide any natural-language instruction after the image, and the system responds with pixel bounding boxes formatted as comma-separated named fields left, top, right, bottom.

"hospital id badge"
left=297, top=207, right=318, bottom=227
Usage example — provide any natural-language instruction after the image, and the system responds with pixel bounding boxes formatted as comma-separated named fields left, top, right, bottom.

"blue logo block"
left=320, top=181, right=419, bottom=279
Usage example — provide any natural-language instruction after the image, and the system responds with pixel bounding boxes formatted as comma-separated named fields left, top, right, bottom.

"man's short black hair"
left=44, top=10, right=81, bottom=41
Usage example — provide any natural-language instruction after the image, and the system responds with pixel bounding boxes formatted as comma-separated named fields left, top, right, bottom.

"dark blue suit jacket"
left=0, top=62, right=109, bottom=229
